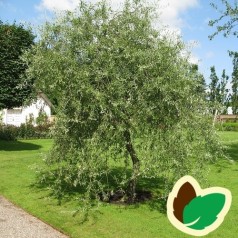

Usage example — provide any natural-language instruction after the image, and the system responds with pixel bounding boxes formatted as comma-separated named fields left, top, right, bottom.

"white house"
left=0, top=93, right=53, bottom=127
left=227, top=107, right=233, bottom=115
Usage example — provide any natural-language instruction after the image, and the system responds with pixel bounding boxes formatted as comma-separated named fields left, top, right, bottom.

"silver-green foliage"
left=25, top=0, right=222, bottom=203
left=209, top=0, right=238, bottom=39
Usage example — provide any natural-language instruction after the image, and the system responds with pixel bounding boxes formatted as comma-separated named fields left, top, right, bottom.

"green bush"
left=17, top=124, right=36, bottom=139
left=0, top=123, right=53, bottom=140
left=0, top=125, right=18, bottom=140
left=36, top=110, right=48, bottom=126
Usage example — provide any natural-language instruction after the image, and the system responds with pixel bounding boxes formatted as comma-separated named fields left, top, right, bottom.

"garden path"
left=0, top=196, right=69, bottom=238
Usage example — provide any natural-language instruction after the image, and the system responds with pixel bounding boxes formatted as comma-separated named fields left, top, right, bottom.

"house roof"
left=1, top=92, right=54, bottom=111
left=38, top=92, right=54, bottom=109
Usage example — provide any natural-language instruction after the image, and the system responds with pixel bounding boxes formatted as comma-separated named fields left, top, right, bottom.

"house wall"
left=1, top=96, right=51, bottom=127
left=227, top=107, right=233, bottom=115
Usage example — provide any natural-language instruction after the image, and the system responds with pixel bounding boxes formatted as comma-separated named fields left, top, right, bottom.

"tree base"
left=99, top=190, right=152, bottom=205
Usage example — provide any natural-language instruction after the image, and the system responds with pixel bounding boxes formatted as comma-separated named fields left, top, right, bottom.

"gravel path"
left=0, top=196, right=69, bottom=238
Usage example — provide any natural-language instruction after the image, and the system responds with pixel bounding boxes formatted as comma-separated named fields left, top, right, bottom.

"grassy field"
left=0, top=132, right=238, bottom=238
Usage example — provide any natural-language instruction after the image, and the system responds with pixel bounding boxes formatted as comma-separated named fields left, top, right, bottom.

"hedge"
left=216, top=122, right=238, bottom=132
left=0, top=123, right=53, bottom=140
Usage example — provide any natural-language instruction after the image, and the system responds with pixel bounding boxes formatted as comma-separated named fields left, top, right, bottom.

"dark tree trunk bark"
left=124, top=129, right=140, bottom=203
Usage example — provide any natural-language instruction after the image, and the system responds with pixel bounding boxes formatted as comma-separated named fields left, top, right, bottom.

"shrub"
left=0, top=123, right=53, bottom=140
left=18, top=123, right=36, bottom=139
left=0, top=125, right=18, bottom=140
left=36, top=110, right=48, bottom=126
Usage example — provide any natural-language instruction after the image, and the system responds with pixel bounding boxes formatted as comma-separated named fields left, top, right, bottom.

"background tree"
left=0, top=21, right=35, bottom=109
left=208, top=66, right=219, bottom=105
left=209, top=1, right=238, bottom=115
left=207, top=66, right=229, bottom=114
left=25, top=0, right=222, bottom=204
left=229, top=51, right=238, bottom=114
left=219, top=69, right=230, bottom=113
left=209, top=0, right=238, bottom=39
left=191, top=64, right=207, bottom=97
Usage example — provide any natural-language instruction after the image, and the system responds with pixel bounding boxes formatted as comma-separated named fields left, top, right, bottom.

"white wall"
left=1, top=96, right=51, bottom=127
left=227, top=107, right=233, bottom=115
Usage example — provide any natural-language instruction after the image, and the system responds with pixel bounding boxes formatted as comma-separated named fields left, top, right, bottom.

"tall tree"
left=209, top=0, right=238, bottom=39
left=24, top=0, right=222, bottom=204
left=219, top=69, right=230, bottom=114
left=208, top=1, right=237, bottom=115
left=0, top=21, right=35, bottom=109
left=208, top=66, right=229, bottom=114
left=229, top=51, right=238, bottom=114
left=191, top=64, right=207, bottom=96
left=208, top=66, right=220, bottom=108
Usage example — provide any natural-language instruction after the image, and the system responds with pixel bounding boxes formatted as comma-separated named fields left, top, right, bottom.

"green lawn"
left=0, top=132, right=238, bottom=238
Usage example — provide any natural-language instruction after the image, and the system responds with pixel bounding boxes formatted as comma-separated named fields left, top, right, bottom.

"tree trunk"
left=213, top=109, right=218, bottom=127
left=124, top=129, right=140, bottom=203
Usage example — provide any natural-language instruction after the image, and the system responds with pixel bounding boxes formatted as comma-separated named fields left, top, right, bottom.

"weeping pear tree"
left=24, top=0, right=222, bottom=203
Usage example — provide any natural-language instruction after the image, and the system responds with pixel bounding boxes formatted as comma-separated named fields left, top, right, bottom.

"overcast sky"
left=1, top=0, right=238, bottom=83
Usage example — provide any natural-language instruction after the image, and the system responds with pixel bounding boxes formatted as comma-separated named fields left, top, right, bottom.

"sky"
left=0, top=0, right=238, bottom=84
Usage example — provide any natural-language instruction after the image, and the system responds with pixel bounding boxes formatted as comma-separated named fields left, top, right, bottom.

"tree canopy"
left=0, top=21, right=35, bottom=109
left=25, top=0, right=222, bottom=205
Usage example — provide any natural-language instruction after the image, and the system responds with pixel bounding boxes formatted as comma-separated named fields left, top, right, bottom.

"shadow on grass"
left=225, top=143, right=238, bottom=162
left=138, top=177, right=169, bottom=213
left=0, top=140, right=42, bottom=151
left=213, top=141, right=238, bottom=172
left=31, top=166, right=169, bottom=213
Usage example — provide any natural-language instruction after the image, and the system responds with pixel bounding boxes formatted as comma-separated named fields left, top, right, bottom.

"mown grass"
left=0, top=132, right=238, bottom=238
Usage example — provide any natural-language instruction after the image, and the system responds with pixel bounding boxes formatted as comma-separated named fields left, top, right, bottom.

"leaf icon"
left=173, top=182, right=196, bottom=223
left=167, top=175, right=232, bottom=236
left=183, top=193, right=225, bottom=230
